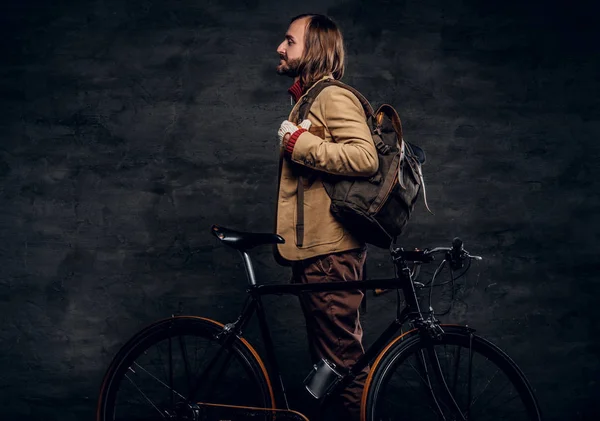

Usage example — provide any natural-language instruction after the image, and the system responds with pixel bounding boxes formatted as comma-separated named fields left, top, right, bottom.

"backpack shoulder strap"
left=328, top=79, right=375, bottom=118
left=291, top=79, right=333, bottom=123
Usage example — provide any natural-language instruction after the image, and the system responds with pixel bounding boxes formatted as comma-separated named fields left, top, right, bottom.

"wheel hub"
left=173, top=402, right=200, bottom=421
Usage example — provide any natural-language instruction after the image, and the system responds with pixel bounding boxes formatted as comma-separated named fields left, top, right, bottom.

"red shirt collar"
left=287, top=79, right=304, bottom=103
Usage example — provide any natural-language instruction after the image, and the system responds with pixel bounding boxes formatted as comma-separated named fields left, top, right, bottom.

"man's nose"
left=276, top=42, right=285, bottom=55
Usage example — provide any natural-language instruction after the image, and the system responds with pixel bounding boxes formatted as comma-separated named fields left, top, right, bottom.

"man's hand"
left=278, top=120, right=299, bottom=146
left=277, top=119, right=312, bottom=147
left=298, top=119, right=312, bottom=131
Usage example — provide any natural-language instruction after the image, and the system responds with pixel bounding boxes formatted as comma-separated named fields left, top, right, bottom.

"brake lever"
left=468, top=254, right=483, bottom=261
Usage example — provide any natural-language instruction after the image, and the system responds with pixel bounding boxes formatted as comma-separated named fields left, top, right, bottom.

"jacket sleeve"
left=289, top=86, right=379, bottom=177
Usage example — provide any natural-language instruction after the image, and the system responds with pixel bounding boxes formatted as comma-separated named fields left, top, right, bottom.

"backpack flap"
left=375, top=104, right=433, bottom=219
left=404, top=140, right=433, bottom=214
left=406, top=141, right=426, bottom=164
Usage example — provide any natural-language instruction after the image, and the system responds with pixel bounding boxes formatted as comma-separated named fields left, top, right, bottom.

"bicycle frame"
left=216, top=250, right=430, bottom=410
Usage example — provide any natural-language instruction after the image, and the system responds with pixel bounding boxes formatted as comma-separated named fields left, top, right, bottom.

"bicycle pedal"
left=195, top=402, right=309, bottom=421
left=374, top=288, right=392, bottom=296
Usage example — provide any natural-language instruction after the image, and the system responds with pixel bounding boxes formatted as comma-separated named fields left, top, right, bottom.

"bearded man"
left=274, top=13, right=378, bottom=421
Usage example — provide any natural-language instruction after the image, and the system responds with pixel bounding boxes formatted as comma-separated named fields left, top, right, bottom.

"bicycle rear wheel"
left=97, top=316, right=274, bottom=421
left=363, top=325, right=541, bottom=421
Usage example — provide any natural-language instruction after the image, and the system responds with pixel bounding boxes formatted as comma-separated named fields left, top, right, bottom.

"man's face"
left=276, top=17, right=308, bottom=77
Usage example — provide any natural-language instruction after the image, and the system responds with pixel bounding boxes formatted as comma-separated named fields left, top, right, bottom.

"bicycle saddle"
left=211, top=225, right=285, bottom=250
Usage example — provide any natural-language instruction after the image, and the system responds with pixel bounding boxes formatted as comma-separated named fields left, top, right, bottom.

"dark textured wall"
left=1, top=0, right=598, bottom=419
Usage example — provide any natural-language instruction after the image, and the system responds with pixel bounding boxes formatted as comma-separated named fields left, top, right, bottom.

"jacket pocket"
left=294, top=180, right=344, bottom=249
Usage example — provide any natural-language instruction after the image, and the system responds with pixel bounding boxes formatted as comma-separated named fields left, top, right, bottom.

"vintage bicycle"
left=96, top=224, right=542, bottom=421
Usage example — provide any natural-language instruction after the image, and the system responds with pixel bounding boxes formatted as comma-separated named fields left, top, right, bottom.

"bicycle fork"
left=420, top=328, right=473, bottom=421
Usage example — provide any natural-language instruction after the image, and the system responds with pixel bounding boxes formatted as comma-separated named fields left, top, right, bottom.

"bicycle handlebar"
left=391, top=237, right=483, bottom=267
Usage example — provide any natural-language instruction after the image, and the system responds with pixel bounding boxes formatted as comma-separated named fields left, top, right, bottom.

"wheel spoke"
left=178, top=334, right=193, bottom=396
left=467, top=333, right=473, bottom=418
left=469, top=367, right=501, bottom=408
left=475, top=392, right=525, bottom=416
left=470, top=377, right=521, bottom=416
left=168, top=335, right=174, bottom=408
left=149, top=337, right=169, bottom=395
left=451, top=342, right=461, bottom=395
left=124, top=373, right=167, bottom=418
left=388, top=365, right=445, bottom=415
left=131, top=362, right=187, bottom=400
left=406, top=352, right=438, bottom=391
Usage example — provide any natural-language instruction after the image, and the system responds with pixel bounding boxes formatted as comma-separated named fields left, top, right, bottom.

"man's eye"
left=287, top=40, right=293, bottom=45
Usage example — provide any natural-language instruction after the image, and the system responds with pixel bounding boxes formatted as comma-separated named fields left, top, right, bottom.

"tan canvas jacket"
left=274, top=76, right=378, bottom=262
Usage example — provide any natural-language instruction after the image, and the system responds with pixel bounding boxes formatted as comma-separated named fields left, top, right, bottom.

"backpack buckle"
left=376, top=142, right=391, bottom=155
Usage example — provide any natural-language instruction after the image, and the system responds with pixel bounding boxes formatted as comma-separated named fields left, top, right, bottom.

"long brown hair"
left=291, top=14, right=346, bottom=89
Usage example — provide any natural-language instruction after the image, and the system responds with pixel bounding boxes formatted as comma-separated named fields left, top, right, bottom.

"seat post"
left=239, top=251, right=257, bottom=286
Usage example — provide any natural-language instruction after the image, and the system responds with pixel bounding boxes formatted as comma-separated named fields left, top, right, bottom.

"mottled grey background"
left=1, top=0, right=598, bottom=419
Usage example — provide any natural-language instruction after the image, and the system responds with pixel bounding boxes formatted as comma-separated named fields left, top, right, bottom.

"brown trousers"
left=291, top=248, right=369, bottom=420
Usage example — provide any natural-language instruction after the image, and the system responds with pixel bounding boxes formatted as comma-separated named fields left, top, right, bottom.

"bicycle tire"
left=362, top=325, right=541, bottom=421
left=97, top=316, right=274, bottom=421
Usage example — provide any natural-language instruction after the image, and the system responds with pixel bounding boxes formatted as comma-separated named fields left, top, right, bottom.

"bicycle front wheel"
left=97, top=316, right=274, bottom=421
left=363, top=325, right=541, bottom=421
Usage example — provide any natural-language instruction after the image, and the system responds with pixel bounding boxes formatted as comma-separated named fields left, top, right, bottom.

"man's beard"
left=276, top=57, right=301, bottom=78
